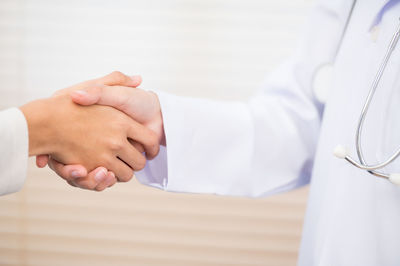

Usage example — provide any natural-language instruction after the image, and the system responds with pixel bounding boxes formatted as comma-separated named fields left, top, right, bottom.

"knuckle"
left=149, top=145, right=160, bottom=160
left=142, top=131, right=157, bottom=147
left=108, top=139, right=124, bottom=152
left=148, top=131, right=159, bottom=146
left=87, top=84, right=104, bottom=95
left=118, top=170, right=134, bottom=182
left=135, top=156, right=147, bottom=171
left=111, top=120, right=127, bottom=132
left=146, top=132, right=160, bottom=158
left=110, top=71, right=127, bottom=84
left=100, top=154, right=114, bottom=169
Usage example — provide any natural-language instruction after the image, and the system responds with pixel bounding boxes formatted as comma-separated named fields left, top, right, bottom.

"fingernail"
left=94, top=169, right=107, bottom=182
left=73, top=90, right=88, bottom=96
left=71, top=170, right=82, bottom=178
left=107, top=172, right=116, bottom=185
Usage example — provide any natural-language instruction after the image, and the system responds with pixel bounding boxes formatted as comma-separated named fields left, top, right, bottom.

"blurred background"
left=0, top=0, right=313, bottom=265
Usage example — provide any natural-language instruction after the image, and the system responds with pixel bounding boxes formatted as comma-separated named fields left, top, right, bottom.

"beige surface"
left=0, top=160, right=309, bottom=266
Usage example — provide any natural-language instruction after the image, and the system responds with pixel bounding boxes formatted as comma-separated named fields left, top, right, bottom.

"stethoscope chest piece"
left=389, top=174, right=400, bottom=185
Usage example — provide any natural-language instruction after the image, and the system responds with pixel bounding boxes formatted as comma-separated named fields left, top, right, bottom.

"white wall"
left=0, top=0, right=313, bottom=107
left=0, top=1, right=315, bottom=265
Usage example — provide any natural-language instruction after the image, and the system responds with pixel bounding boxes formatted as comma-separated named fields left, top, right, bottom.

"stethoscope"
left=330, top=0, right=400, bottom=185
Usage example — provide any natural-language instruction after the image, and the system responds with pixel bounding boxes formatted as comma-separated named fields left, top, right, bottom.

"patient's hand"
left=21, top=94, right=159, bottom=187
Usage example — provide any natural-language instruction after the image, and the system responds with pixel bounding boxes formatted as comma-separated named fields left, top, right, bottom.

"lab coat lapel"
left=369, top=0, right=400, bottom=29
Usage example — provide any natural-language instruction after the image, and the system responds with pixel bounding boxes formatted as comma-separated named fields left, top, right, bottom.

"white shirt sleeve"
left=136, top=0, right=351, bottom=197
left=0, top=108, right=29, bottom=196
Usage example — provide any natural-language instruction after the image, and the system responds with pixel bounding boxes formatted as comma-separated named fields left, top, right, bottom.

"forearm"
left=137, top=88, right=320, bottom=197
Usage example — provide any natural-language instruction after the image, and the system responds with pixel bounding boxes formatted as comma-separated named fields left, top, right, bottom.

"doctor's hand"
left=22, top=94, right=159, bottom=190
left=43, top=82, right=165, bottom=185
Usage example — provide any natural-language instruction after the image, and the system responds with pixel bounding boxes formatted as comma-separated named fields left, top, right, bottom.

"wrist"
left=148, top=91, right=166, bottom=146
left=19, top=98, right=57, bottom=156
left=155, top=110, right=166, bottom=146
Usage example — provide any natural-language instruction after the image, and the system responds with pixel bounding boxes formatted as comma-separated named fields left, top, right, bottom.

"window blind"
left=0, top=0, right=313, bottom=265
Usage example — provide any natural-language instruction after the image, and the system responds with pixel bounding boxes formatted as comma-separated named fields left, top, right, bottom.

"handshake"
left=20, top=71, right=164, bottom=191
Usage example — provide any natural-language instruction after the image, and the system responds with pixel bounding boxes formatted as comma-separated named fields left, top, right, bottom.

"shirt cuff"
left=0, top=108, right=29, bottom=196
left=135, top=145, right=168, bottom=190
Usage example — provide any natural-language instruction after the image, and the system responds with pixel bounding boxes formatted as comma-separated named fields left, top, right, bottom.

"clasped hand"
left=21, top=71, right=164, bottom=191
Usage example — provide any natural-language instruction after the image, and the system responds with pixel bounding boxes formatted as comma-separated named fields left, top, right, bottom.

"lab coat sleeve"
left=136, top=0, right=351, bottom=197
left=0, top=108, right=28, bottom=196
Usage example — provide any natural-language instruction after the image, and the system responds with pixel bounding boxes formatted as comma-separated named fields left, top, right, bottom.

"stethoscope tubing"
left=352, top=20, right=400, bottom=179
left=333, top=0, right=400, bottom=183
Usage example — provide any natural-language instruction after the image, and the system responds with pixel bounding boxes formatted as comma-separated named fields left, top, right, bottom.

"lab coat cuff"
left=0, top=108, right=28, bottom=196
left=135, top=90, right=187, bottom=192
left=151, top=91, right=252, bottom=194
left=155, top=90, right=182, bottom=192
left=135, top=145, right=168, bottom=189
left=135, top=89, right=169, bottom=190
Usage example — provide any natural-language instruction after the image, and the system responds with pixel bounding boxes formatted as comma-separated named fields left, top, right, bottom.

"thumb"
left=72, top=85, right=136, bottom=113
left=70, top=86, right=103, bottom=106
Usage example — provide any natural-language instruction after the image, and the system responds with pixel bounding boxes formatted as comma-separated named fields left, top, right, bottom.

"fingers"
left=68, top=71, right=142, bottom=106
left=70, top=72, right=142, bottom=107
left=47, top=159, right=113, bottom=190
left=109, top=158, right=135, bottom=182
left=128, top=120, right=160, bottom=160
left=97, top=71, right=142, bottom=88
left=129, top=139, right=145, bottom=153
left=70, top=84, right=133, bottom=110
left=46, top=158, right=119, bottom=192
left=70, top=87, right=103, bottom=106
left=71, top=167, right=108, bottom=190
left=67, top=168, right=117, bottom=192
left=54, top=72, right=141, bottom=98
left=36, top=154, right=49, bottom=168
left=94, top=171, right=117, bottom=191
left=46, top=154, right=134, bottom=191
left=48, top=158, right=88, bottom=181
left=117, top=139, right=147, bottom=171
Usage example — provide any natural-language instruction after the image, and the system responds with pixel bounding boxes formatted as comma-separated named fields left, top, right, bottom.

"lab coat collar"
left=370, top=0, right=400, bottom=30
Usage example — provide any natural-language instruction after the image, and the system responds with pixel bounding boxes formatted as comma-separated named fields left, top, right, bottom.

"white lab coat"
left=135, top=0, right=400, bottom=265
left=2, top=0, right=400, bottom=264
